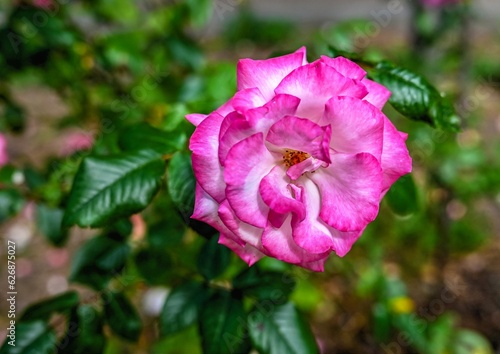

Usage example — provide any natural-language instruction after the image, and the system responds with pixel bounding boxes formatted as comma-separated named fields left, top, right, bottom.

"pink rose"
left=60, top=131, right=94, bottom=157
left=187, top=48, right=412, bottom=271
left=0, top=134, right=8, bottom=167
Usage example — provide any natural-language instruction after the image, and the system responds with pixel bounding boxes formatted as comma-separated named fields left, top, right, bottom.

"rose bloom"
left=187, top=48, right=411, bottom=271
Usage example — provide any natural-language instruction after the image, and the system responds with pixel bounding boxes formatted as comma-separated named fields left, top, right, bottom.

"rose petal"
left=362, top=78, right=391, bottom=109
left=309, top=152, right=383, bottom=231
left=275, top=61, right=368, bottom=121
left=259, top=165, right=306, bottom=221
left=218, top=200, right=263, bottom=248
left=323, top=96, right=384, bottom=161
left=292, top=178, right=363, bottom=256
left=261, top=215, right=331, bottom=264
left=218, top=234, right=264, bottom=266
left=185, top=113, right=207, bottom=126
left=266, top=115, right=332, bottom=163
left=190, top=112, right=226, bottom=202
left=320, top=56, right=366, bottom=80
left=231, top=87, right=266, bottom=113
left=237, top=50, right=306, bottom=100
left=224, top=133, right=275, bottom=228
left=218, top=94, right=300, bottom=165
left=381, top=117, right=412, bottom=192
left=286, top=158, right=325, bottom=180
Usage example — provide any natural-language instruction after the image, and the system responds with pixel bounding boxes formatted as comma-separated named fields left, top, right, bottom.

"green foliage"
left=248, top=302, right=319, bottom=354
left=63, top=149, right=165, bottom=228
left=69, top=235, right=130, bottom=290
left=160, top=281, right=211, bottom=336
left=103, top=291, right=143, bottom=341
left=0, top=1, right=497, bottom=353
left=368, top=62, right=461, bottom=132
left=199, top=290, right=251, bottom=354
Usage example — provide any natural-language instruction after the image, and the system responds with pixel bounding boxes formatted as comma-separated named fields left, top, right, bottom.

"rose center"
left=282, top=149, right=310, bottom=167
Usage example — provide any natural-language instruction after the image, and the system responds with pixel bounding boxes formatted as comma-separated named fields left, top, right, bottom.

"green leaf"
left=58, top=305, right=106, bottom=354
left=118, top=122, right=186, bottom=155
left=167, top=152, right=195, bottom=219
left=233, top=267, right=296, bottom=301
left=69, top=235, right=130, bottom=290
left=427, top=314, right=455, bottom=354
left=160, top=281, right=211, bottom=337
left=63, top=149, right=165, bottom=228
left=36, top=204, right=68, bottom=247
left=199, top=291, right=250, bottom=354
left=134, top=247, right=172, bottom=285
left=20, top=291, right=79, bottom=322
left=103, top=291, right=142, bottom=342
left=248, top=302, right=318, bottom=354
left=368, top=62, right=461, bottom=131
left=385, top=174, right=419, bottom=216
left=0, top=188, right=24, bottom=223
left=197, top=236, right=231, bottom=280
left=0, top=321, right=56, bottom=354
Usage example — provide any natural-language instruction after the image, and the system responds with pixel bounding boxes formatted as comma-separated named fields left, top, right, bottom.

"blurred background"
left=0, top=0, right=499, bottom=353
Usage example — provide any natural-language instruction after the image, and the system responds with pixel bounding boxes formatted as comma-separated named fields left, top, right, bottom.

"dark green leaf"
left=103, top=291, right=142, bottom=342
left=160, top=281, right=211, bottom=337
left=23, top=166, right=46, bottom=190
left=199, top=291, right=250, bottom=354
left=4, top=104, right=25, bottom=133
left=118, top=122, right=186, bottom=155
left=62, top=149, right=165, bottom=228
left=167, top=152, right=195, bottom=219
left=36, top=204, right=68, bottom=247
left=233, top=267, right=295, bottom=301
left=372, top=303, right=391, bottom=342
left=248, top=302, right=318, bottom=354
left=58, top=305, right=106, bottom=354
left=0, top=321, right=56, bottom=354
left=0, top=188, right=24, bottom=223
left=20, top=291, right=79, bottom=322
left=385, top=174, right=419, bottom=216
left=134, top=247, right=172, bottom=285
left=368, top=62, right=461, bottom=131
left=69, top=235, right=130, bottom=290
left=197, top=236, right=231, bottom=280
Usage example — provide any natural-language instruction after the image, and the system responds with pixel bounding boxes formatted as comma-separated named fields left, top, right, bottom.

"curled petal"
left=218, top=234, right=265, bottom=267
left=267, top=115, right=331, bottom=163
left=310, top=153, right=383, bottom=231
left=261, top=215, right=330, bottom=264
left=218, top=200, right=263, bottom=248
left=237, top=50, right=306, bottom=100
left=286, top=158, right=325, bottom=180
left=224, top=133, right=275, bottom=228
left=190, top=112, right=226, bottom=202
left=231, top=87, right=266, bottom=113
left=323, top=96, right=384, bottom=160
left=259, top=165, right=306, bottom=221
left=275, top=61, right=368, bottom=121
